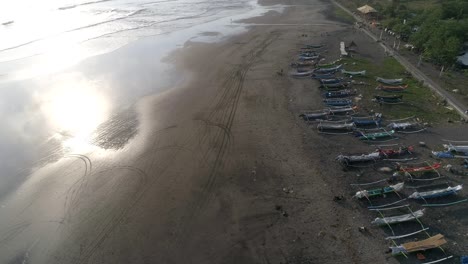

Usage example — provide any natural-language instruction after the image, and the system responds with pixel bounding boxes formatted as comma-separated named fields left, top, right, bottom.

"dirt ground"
left=1, top=0, right=466, bottom=263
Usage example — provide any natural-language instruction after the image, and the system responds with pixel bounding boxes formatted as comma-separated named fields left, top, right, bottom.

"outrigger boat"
left=354, top=129, right=396, bottom=141
left=304, top=44, right=323, bottom=49
left=323, top=98, right=352, bottom=106
left=354, top=183, right=404, bottom=199
left=390, top=234, right=447, bottom=256
left=289, top=70, right=315, bottom=78
left=398, top=162, right=441, bottom=173
left=379, top=145, right=414, bottom=159
left=386, top=117, right=426, bottom=133
left=328, top=106, right=357, bottom=114
left=316, top=58, right=342, bottom=68
left=352, top=114, right=382, bottom=127
left=319, top=78, right=343, bottom=84
left=443, top=141, right=468, bottom=153
left=299, top=110, right=329, bottom=121
left=341, top=69, right=366, bottom=76
left=317, top=120, right=355, bottom=134
left=371, top=209, right=425, bottom=226
left=432, top=150, right=468, bottom=159
left=374, top=95, right=403, bottom=104
left=323, top=89, right=357, bottom=98
left=322, top=82, right=351, bottom=90
left=376, top=84, right=408, bottom=92
left=376, top=77, right=403, bottom=85
left=314, top=64, right=343, bottom=74
left=408, top=185, right=463, bottom=199
left=299, top=55, right=319, bottom=61
left=311, top=73, right=335, bottom=79
left=291, top=61, right=315, bottom=68
left=336, top=152, right=381, bottom=167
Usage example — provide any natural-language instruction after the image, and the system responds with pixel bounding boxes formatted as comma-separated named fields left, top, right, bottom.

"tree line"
left=373, top=0, right=468, bottom=66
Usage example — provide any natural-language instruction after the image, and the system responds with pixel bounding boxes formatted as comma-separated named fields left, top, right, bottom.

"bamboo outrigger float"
left=389, top=234, right=447, bottom=256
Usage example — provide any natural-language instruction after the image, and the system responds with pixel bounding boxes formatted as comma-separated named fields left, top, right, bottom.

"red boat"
left=398, top=162, right=441, bottom=173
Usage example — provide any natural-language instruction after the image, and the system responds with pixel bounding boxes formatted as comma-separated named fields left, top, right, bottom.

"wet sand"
left=1, top=0, right=466, bottom=263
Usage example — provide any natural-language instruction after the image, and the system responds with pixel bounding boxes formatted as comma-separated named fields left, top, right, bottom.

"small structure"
left=340, top=41, right=348, bottom=57
left=346, top=41, right=358, bottom=53
left=357, top=5, right=378, bottom=20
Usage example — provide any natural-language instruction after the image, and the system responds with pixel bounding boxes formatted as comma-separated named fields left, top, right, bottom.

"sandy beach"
left=0, top=0, right=466, bottom=263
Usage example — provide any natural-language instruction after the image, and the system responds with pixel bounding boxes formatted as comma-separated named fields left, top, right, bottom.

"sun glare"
left=41, top=75, right=110, bottom=151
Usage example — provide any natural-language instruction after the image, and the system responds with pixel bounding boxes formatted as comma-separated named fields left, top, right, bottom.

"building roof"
left=357, top=5, right=377, bottom=14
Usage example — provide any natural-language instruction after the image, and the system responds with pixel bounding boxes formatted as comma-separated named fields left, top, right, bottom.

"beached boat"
left=443, top=143, right=468, bottom=153
left=376, top=77, right=403, bottom=85
left=376, top=84, right=408, bottom=92
left=341, top=69, right=366, bottom=76
left=289, top=70, right=315, bottom=78
left=390, top=234, right=447, bottom=256
left=328, top=106, right=357, bottom=114
left=305, top=44, right=323, bottom=49
left=379, top=146, right=414, bottom=159
left=408, top=185, right=463, bottom=199
left=322, top=82, right=350, bottom=89
left=371, top=209, right=425, bottom=226
left=299, top=110, right=329, bottom=121
left=336, top=152, right=381, bottom=166
left=314, top=64, right=343, bottom=74
left=374, top=95, right=403, bottom=104
left=398, top=162, right=441, bottom=173
left=291, top=61, right=315, bottom=68
left=323, top=98, right=352, bottom=106
left=319, top=78, right=343, bottom=84
left=352, top=114, right=382, bottom=127
left=323, top=89, right=357, bottom=98
left=311, top=73, right=335, bottom=79
left=431, top=151, right=468, bottom=159
left=386, top=117, right=426, bottom=133
left=355, top=130, right=395, bottom=141
left=318, top=121, right=355, bottom=134
left=354, top=183, right=404, bottom=199
left=299, top=55, right=319, bottom=61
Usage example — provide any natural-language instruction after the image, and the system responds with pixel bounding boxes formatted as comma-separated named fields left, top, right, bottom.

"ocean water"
left=0, top=0, right=271, bottom=81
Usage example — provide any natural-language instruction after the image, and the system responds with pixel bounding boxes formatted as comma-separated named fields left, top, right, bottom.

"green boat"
left=354, top=183, right=404, bottom=198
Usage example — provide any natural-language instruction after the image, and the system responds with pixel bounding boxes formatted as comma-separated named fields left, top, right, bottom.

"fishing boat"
left=318, top=121, right=355, bottom=134
left=443, top=142, right=468, bottom=153
left=373, top=95, right=403, bottom=104
left=314, top=64, right=343, bottom=74
left=336, top=152, right=381, bottom=167
left=299, top=55, right=319, bottom=61
left=291, top=61, right=315, bottom=68
left=352, top=114, right=382, bottom=127
left=323, top=98, right=352, bottom=107
left=341, top=69, right=366, bottom=76
left=398, top=163, right=441, bottom=173
left=319, top=78, right=343, bottom=84
left=390, top=234, right=447, bottom=256
left=323, top=89, right=357, bottom=98
left=371, top=209, right=425, bottom=226
left=354, top=183, right=404, bottom=199
left=328, top=106, right=357, bottom=114
left=311, top=73, right=335, bottom=79
left=289, top=70, right=315, bottom=78
left=386, top=117, right=426, bottom=133
left=408, top=185, right=463, bottom=199
left=354, top=130, right=395, bottom=141
left=299, top=110, right=330, bottom=121
left=322, top=82, right=351, bottom=90
left=376, top=84, right=408, bottom=92
left=376, top=77, right=403, bottom=85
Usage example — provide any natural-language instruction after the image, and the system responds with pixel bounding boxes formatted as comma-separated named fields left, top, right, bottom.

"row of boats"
left=290, top=43, right=467, bottom=262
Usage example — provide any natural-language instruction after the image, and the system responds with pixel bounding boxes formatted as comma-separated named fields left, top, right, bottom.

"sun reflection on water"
left=41, top=75, right=110, bottom=152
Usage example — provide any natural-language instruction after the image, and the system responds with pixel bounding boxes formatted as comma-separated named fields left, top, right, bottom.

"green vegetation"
left=333, top=7, right=355, bottom=23
left=339, top=0, right=468, bottom=67
left=340, top=57, right=460, bottom=123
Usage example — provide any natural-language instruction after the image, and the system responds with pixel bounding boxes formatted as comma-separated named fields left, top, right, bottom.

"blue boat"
left=319, top=78, right=342, bottom=84
left=312, top=73, right=335, bottom=79
left=352, top=115, right=382, bottom=127
left=409, top=185, right=463, bottom=199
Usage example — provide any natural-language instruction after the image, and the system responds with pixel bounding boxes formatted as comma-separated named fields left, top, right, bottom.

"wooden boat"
left=408, top=185, right=463, bottom=199
left=314, top=64, right=343, bottom=74
left=376, top=84, right=408, bottom=92
left=354, top=183, right=404, bottom=199
left=352, top=114, right=382, bottom=127
left=318, top=121, right=355, bottom=134
left=311, top=73, right=335, bottom=79
left=341, top=69, right=366, bottom=76
left=289, top=70, right=315, bottom=77
left=291, top=61, right=315, bottom=68
left=323, top=98, right=352, bottom=106
left=299, top=110, right=329, bottom=121
left=371, top=209, right=425, bottom=226
left=379, top=146, right=414, bottom=159
left=305, top=44, right=323, bottom=49
left=390, top=234, right=447, bottom=255
left=299, top=55, right=319, bottom=61
left=322, top=82, right=350, bottom=89
left=323, top=89, right=357, bottom=98
left=374, top=95, right=403, bottom=104
left=376, top=77, right=403, bottom=85
left=328, top=106, right=357, bottom=114
left=319, top=78, right=343, bottom=84
left=355, top=130, right=395, bottom=140
left=398, top=162, right=441, bottom=173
